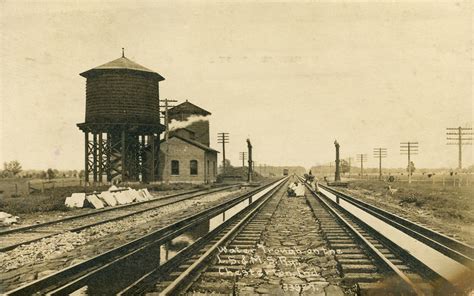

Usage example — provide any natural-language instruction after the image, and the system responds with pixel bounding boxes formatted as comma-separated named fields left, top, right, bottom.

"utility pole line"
left=356, top=154, right=367, bottom=179
left=446, top=127, right=473, bottom=169
left=400, top=142, right=419, bottom=184
left=239, top=152, right=248, bottom=167
left=373, top=148, right=387, bottom=181
left=217, top=132, right=229, bottom=173
left=159, top=98, right=178, bottom=184
left=159, top=98, right=178, bottom=141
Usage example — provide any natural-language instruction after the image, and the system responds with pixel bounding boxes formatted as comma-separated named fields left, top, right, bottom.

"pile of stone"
left=287, top=182, right=305, bottom=197
left=64, top=186, right=154, bottom=209
left=0, top=212, right=20, bottom=226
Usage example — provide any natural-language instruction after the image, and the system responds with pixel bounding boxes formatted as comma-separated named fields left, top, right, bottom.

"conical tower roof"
left=80, top=55, right=164, bottom=80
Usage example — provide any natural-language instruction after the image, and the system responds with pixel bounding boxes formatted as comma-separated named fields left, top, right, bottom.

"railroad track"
left=136, top=177, right=290, bottom=296
left=5, top=176, right=471, bottom=295
left=153, top=175, right=436, bottom=296
left=304, top=178, right=473, bottom=295
left=140, top=175, right=472, bottom=296
left=0, top=185, right=237, bottom=252
left=318, top=183, right=474, bottom=267
left=4, top=178, right=285, bottom=295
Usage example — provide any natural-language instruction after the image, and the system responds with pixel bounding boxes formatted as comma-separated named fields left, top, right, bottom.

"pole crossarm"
left=446, top=126, right=472, bottom=169
left=400, top=141, right=418, bottom=184
left=217, top=132, right=230, bottom=173
left=239, top=151, right=247, bottom=166
left=446, top=127, right=472, bottom=130
left=356, top=153, right=367, bottom=177
left=373, top=148, right=387, bottom=180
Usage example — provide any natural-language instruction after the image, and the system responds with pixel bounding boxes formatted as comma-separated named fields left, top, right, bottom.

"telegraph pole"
left=373, top=148, right=387, bottom=180
left=356, top=154, right=367, bottom=178
left=239, top=152, right=247, bottom=167
left=159, top=98, right=178, bottom=183
left=334, top=140, right=341, bottom=182
left=446, top=127, right=473, bottom=169
left=400, top=142, right=418, bottom=184
left=217, top=133, right=229, bottom=173
left=159, top=98, right=178, bottom=141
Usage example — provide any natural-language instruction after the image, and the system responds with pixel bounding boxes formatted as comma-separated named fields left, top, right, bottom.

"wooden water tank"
left=80, top=56, right=164, bottom=124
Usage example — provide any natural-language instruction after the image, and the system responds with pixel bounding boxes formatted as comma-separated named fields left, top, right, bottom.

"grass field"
left=349, top=180, right=473, bottom=221
left=342, top=179, right=474, bottom=244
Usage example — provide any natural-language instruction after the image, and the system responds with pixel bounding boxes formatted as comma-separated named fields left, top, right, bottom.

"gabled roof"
left=162, top=135, right=218, bottom=153
left=80, top=56, right=164, bottom=80
left=171, top=127, right=195, bottom=135
left=168, top=100, right=211, bottom=116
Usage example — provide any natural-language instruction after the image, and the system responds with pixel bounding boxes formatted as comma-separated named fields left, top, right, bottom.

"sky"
left=0, top=0, right=472, bottom=170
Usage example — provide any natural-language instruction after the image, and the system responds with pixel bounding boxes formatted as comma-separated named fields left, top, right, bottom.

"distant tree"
left=3, top=160, right=22, bottom=176
left=0, top=170, right=12, bottom=178
left=79, top=170, right=85, bottom=178
left=39, top=171, right=47, bottom=179
left=224, top=159, right=233, bottom=169
left=466, top=165, right=474, bottom=173
left=407, top=161, right=416, bottom=176
left=47, top=168, right=56, bottom=180
left=340, top=160, right=350, bottom=175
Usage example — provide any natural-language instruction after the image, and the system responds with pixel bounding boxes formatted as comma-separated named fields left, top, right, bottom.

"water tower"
left=77, top=51, right=165, bottom=183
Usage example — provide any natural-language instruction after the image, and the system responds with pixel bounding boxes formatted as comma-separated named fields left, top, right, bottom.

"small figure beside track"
left=313, top=177, right=320, bottom=193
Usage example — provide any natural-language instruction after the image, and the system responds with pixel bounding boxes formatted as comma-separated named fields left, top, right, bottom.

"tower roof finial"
left=122, top=48, right=125, bottom=58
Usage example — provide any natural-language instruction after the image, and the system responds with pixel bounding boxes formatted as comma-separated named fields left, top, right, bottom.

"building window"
left=190, top=160, right=198, bottom=175
left=171, top=160, right=179, bottom=175
left=213, top=161, right=216, bottom=177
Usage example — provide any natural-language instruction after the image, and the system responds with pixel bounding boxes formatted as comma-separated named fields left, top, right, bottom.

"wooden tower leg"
left=98, top=133, right=103, bottom=184
left=93, top=133, right=98, bottom=183
left=84, top=132, right=89, bottom=183
left=121, top=129, right=126, bottom=182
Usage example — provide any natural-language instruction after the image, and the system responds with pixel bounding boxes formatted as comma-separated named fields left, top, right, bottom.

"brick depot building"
left=158, top=101, right=218, bottom=184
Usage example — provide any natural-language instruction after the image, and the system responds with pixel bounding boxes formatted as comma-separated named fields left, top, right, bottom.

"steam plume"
left=169, top=115, right=208, bottom=131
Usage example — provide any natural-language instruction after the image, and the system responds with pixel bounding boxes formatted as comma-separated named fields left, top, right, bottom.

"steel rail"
left=4, top=179, right=282, bottom=296
left=320, top=184, right=473, bottom=266
left=300, top=178, right=424, bottom=295
left=157, top=177, right=289, bottom=296
left=119, top=178, right=289, bottom=296
left=0, top=185, right=237, bottom=252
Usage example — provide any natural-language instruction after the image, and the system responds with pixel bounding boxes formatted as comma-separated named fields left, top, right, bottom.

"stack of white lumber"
left=65, top=187, right=154, bottom=209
